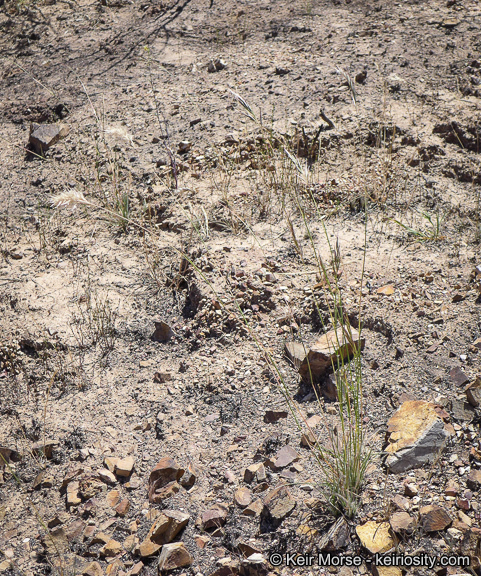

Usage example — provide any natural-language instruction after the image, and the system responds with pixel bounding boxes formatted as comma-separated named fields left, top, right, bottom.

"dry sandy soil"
left=1, top=0, right=481, bottom=575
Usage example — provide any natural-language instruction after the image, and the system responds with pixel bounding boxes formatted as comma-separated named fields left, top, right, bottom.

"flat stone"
left=377, top=285, right=395, bottom=295
left=97, top=469, right=116, bottom=485
left=115, top=456, right=135, bottom=477
left=158, top=542, right=192, bottom=571
left=451, top=398, right=475, bottom=422
left=299, top=326, right=365, bottom=383
left=284, top=341, right=308, bottom=369
left=104, top=457, right=119, bottom=473
left=234, top=487, right=252, bottom=508
left=301, top=415, right=323, bottom=446
left=445, top=479, right=459, bottom=496
left=29, top=123, right=69, bottom=155
left=202, top=505, right=228, bottom=529
left=420, top=505, right=452, bottom=532
left=274, top=445, right=300, bottom=469
left=115, top=499, right=130, bottom=517
left=242, top=499, right=263, bottom=517
left=262, top=485, right=296, bottom=525
left=391, top=495, right=410, bottom=511
left=389, top=512, right=415, bottom=534
left=82, top=561, right=104, bottom=576
left=450, top=366, right=469, bottom=387
left=467, top=469, right=481, bottom=490
left=466, top=377, right=481, bottom=408
left=66, top=481, right=81, bottom=506
left=356, top=521, right=394, bottom=554
left=99, top=538, right=122, bottom=557
left=385, top=400, right=450, bottom=473
left=107, top=489, right=121, bottom=507
left=148, top=457, right=185, bottom=503
left=41, top=528, right=69, bottom=557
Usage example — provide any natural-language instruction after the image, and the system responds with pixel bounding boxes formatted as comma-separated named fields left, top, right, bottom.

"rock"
left=41, top=528, right=69, bottom=557
left=130, top=561, right=144, bottom=575
left=318, top=517, right=351, bottom=550
left=298, top=326, right=365, bottom=383
left=33, top=470, right=54, bottom=489
left=148, top=457, right=185, bottom=503
left=115, top=499, right=130, bottom=517
left=139, top=510, right=190, bottom=557
left=274, top=445, right=300, bottom=469
left=403, top=481, right=418, bottom=496
left=99, top=538, right=122, bottom=557
left=244, top=463, right=262, bottom=483
left=234, top=487, right=252, bottom=508
left=391, top=494, right=410, bottom=511
left=207, top=58, right=226, bottom=73
left=158, top=542, right=192, bottom=571
left=242, top=499, right=263, bottom=517
left=377, top=285, right=395, bottom=295
left=178, top=141, right=192, bottom=153
left=29, top=123, right=69, bottom=155
left=372, top=567, right=402, bottom=576
left=202, top=505, right=228, bottom=529
left=241, top=553, right=269, bottom=576
left=264, top=410, right=288, bottom=423
left=115, top=456, right=135, bottom=477
left=32, top=440, right=58, bottom=459
left=301, top=415, right=323, bottom=446
left=445, top=479, right=459, bottom=496
left=466, top=469, right=481, bottom=490
left=384, top=400, right=450, bottom=473
left=460, top=528, right=481, bottom=570
left=82, top=561, right=104, bottom=576
left=195, top=535, right=210, bottom=549
left=179, top=463, right=198, bottom=489
left=465, top=377, right=481, bottom=407
left=420, top=505, right=452, bottom=532
left=356, top=522, right=394, bottom=553
left=284, top=341, right=308, bottom=369
left=152, top=321, right=174, bottom=342
left=104, top=457, right=119, bottom=473
left=451, top=398, right=475, bottom=422
left=450, top=366, right=469, bottom=387
left=389, top=511, right=415, bottom=534
left=97, top=469, right=116, bottom=485
left=107, top=489, right=121, bottom=507
left=262, top=485, right=296, bottom=526
left=66, top=481, right=81, bottom=506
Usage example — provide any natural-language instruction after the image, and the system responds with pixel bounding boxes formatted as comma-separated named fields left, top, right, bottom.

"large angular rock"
left=356, top=521, right=394, bottom=554
left=29, top=123, right=69, bottom=155
left=299, top=326, right=365, bottom=383
left=148, top=457, right=185, bottom=503
left=419, top=505, right=452, bottom=532
left=261, top=485, right=296, bottom=528
left=202, top=504, right=228, bottom=530
left=384, top=401, right=450, bottom=473
left=139, top=510, right=190, bottom=557
left=158, top=542, right=192, bottom=571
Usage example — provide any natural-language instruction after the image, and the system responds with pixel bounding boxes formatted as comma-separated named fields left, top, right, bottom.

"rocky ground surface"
left=1, top=0, right=481, bottom=575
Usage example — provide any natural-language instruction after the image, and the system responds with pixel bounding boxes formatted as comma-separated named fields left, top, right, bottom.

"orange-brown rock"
left=299, top=326, right=365, bottom=383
